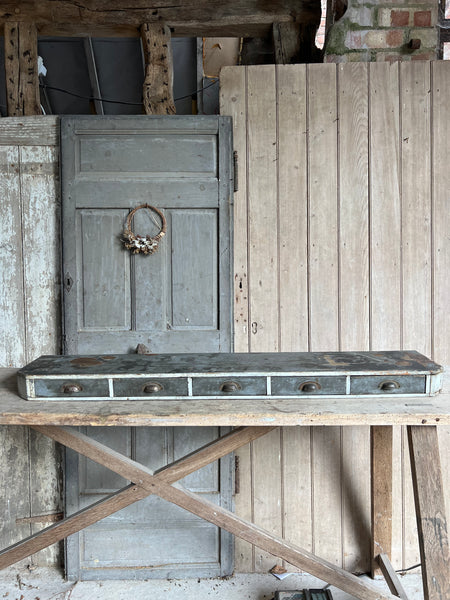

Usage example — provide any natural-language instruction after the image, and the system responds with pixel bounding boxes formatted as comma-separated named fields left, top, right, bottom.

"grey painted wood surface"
left=60, top=115, right=234, bottom=580
left=61, top=116, right=232, bottom=355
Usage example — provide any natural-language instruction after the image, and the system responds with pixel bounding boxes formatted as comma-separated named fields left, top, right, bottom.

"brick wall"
left=325, top=0, right=438, bottom=62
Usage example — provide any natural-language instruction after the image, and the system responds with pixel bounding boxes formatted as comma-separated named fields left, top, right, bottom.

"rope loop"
left=122, top=204, right=167, bottom=255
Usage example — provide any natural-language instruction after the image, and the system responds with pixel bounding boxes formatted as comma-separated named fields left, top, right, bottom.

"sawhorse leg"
left=408, top=425, right=450, bottom=600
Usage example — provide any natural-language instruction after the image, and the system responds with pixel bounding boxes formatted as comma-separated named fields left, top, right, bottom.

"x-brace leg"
left=0, top=425, right=396, bottom=600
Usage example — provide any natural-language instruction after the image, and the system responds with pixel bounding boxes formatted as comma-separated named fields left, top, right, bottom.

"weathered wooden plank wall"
left=0, top=60, right=449, bottom=574
left=0, top=117, right=62, bottom=565
left=220, top=61, right=450, bottom=574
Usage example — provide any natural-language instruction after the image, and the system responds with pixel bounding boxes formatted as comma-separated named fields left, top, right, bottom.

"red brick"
left=391, top=10, right=409, bottom=26
left=386, top=30, right=404, bottom=47
left=414, top=11, right=431, bottom=27
left=379, top=54, right=403, bottom=63
left=412, top=52, right=436, bottom=60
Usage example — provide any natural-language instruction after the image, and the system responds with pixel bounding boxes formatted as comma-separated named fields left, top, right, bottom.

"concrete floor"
left=0, top=567, right=425, bottom=600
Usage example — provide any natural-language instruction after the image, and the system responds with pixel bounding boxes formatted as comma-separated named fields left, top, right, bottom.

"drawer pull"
left=62, top=383, right=83, bottom=394
left=220, top=381, right=241, bottom=393
left=379, top=380, right=400, bottom=391
left=299, top=381, right=321, bottom=393
left=143, top=382, right=163, bottom=394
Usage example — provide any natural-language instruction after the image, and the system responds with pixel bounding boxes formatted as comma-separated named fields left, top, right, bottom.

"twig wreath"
left=122, top=204, right=167, bottom=255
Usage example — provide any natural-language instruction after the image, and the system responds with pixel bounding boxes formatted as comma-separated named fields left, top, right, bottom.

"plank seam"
left=306, top=65, right=311, bottom=353
left=368, top=64, right=373, bottom=351
left=336, top=64, right=342, bottom=354
left=245, top=66, right=251, bottom=354
left=430, top=61, right=435, bottom=361
left=398, top=63, right=404, bottom=353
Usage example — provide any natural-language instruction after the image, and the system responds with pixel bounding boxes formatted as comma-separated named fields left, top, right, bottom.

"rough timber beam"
left=4, top=22, right=40, bottom=116
left=0, top=1, right=317, bottom=38
left=141, top=23, right=176, bottom=115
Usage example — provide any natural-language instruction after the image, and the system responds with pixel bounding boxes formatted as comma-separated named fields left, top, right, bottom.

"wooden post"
left=273, top=22, right=301, bottom=64
left=4, top=22, right=40, bottom=116
left=371, top=425, right=393, bottom=577
left=140, top=22, right=176, bottom=115
left=408, top=426, right=450, bottom=600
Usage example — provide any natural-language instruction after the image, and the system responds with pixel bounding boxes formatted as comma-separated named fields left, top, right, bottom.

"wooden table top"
left=1, top=367, right=449, bottom=426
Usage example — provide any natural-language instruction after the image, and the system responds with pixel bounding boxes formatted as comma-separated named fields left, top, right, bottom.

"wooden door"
left=61, top=116, right=234, bottom=580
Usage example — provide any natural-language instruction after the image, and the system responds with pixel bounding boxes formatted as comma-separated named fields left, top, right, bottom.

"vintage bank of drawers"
left=17, top=351, right=443, bottom=401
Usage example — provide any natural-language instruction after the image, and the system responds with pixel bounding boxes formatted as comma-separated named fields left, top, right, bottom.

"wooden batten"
left=4, top=22, right=40, bottom=116
left=140, top=23, right=176, bottom=115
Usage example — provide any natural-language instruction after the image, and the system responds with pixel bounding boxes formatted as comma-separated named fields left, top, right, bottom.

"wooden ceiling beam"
left=0, top=0, right=315, bottom=38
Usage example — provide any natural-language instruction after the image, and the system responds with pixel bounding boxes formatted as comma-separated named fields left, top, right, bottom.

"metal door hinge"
left=233, top=150, right=238, bottom=192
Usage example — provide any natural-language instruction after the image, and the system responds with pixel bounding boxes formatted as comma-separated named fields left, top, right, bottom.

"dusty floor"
left=0, top=567, right=424, bottom=600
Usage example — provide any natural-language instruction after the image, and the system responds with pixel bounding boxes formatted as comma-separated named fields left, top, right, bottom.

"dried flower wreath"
left=122, top=204, right=167, bottom=255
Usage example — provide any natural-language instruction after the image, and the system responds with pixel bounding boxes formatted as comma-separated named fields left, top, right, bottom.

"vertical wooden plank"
left=369, top=62, right=402, bottom=571
left=28, top=431, right=63, bottom=566
left=400, top=60, right=432, bottom=357
left=252, top=427, right=282, bottom=572
left=431, top=60, right=450, bottom=575
left=20, top=145, right=62, bottom=565
left=338, top=62, right=371, bottom=574
left=246, top=65, right=282, bottom=572
left=0, top=146, right=25, bottom=367
left=276, top=64, right=312, bottom=572
left=371, top=426, right=393, bottom=577
left=369, top=62, right=401, bottom=351
left=20, top=146, right=61, bottom=362
left=311, top=426, right=342, bottom=566
left=308, top=63, right=341, bottom=566
left=247, top=65, right=279, bottom=353
left=432, top=60, right=450, bottom=366
left=400, top=61, right=432, bottom=572
left=220, top=66, right=249, bottom=353
left=308, top=63, right=339, bottom=351
left=281, top=426, right=312, bottom=567
left=408, top=426, right=450, bottom=600
left=220, top=66, right=252, bottom=572
left=338, top=64, right=370, bottom=350
left=0, top=426, right=31, bottom=564
left=277, top=65, right=308, bottom=353
left=391, top=425, right=403, bottom=570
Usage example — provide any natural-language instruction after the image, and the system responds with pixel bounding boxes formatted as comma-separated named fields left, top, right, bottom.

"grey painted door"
left=61, top=116, right=234, bottom=580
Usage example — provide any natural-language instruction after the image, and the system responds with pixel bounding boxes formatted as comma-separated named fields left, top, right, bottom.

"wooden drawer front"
left=271, top=376, right=347, bottom=396
left=350, top=375, right=426, bottom=395
left=34, top=378, right=110, bottom=398
left=192, top=376, right=267, bottom=396
left=113, top=377, right=188, bottom=397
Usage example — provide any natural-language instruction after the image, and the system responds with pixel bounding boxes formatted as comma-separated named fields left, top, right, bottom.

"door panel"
left=61, top=116, right=234, bottom=580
